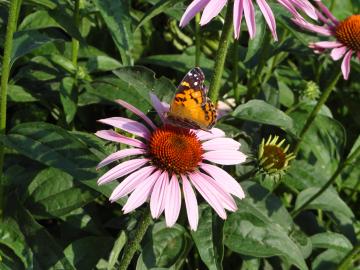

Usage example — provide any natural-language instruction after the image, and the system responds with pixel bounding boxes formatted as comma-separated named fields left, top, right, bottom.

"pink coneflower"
left=95, top=94, right=246, bottom=231
left=279, top=0, right=360, bottom=79
left=179, top=0, right=317, bottom=40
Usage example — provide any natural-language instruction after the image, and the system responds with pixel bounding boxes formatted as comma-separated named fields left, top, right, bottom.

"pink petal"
left=98, top=117, right=151, bottom=140
left=195, top=128, right=225, bottom=141
left=181, top=175, right=199, bottom=231
left=165, top=174, right=181, bottom=227
left=292, top=17, right=332, bottom=36
left=202, top=138, right=240, bottom=151
left=243, top=0, right=256, bottom=39
left=256, top=0, right=278, bottom=41
left=292, top=0, right=318, bottom=20
left=97, top=148, right=147, bottom=169
left=97, top=158, right=149, bottom=185
left=330, top=46, right=347, bottom=61
left=95, top=130, right=146, bottom=148
left=200, top=0, right=227, bottom=25
left=233, top=0, right=244, bottom=39
left=314, top=0, right=339, bottom=25
left=203, top=150, right=247, bottom=165
left=341, top=49, right=353, bottom=80
left=179, top=0, right=211, bottom=27
left=109, top=166, right=155, bottom=201
left=311, top=41, right=343, bottom=49
left=150, top=171, right=169, bottom=218
left=200, top=163, right=245, bottom=199
left=122, top=170, right=161, bottom=214
left=115, top=99, right=157, bottom=130
left=188, top=172, right=227, bottom=219
left=150, top=92, right=167, bottom=122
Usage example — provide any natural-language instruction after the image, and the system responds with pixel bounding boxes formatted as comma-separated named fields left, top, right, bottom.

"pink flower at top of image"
left=179, top=0, right=317, bottom=40
left=95, top=94, right=247, bottom=231
left=279, top=0, right=360, bottom=80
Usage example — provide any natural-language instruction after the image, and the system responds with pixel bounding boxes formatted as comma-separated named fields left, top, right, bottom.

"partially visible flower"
left=95, top=94, right=247, bottom=231
left=179, top=0, right=317, bottom=40
left=258, top=135, right=295, bottom=180
left=279, top=0, right=360, bottom=79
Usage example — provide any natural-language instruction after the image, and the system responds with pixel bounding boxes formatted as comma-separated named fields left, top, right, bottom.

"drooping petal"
left=291, top=0, right=318, bottom=20
left=116, top=99, right=157, bottom=130
left=150, top=171, right=169, bottom=218
left=256, top=0, right=278, bottom=41
left=97, top=148, right=147, bottom=169
left=150, top=92, right=167, bottom=122
left=311, top=41, right=343, bottom=49
left=200, top=0, right=227, bottom=26
left=188, top=172, right=227, bottom=219
left=200, top=163, right=245, bottom=199
left=341, top=49, right=353, bottom=80
left=243, top=0, right=256, bottom=39
left=195, top=128, right=225, bottom=141
left=330, top=46, right=347, bottom=61
left=233, top=0, right=244, bottom=39
left=203, top=150, right=247, bottom=165
left=202, top=138, right=240, bottom=151
left=122, top=170, right=161, bottom=214
left=109, top=166, right=156, bottom=201
left=181, top=175, right=199, bottom=230
left=165, top=174, right=181, bottom=227
left=314, top=0, right=339, bottom=25
left=98, top=117, right=151, bottom=139
left=179, top=0, right=211, bottom=27
left=95, top=130, right=146, bottom=148
left=98, top=158, right=149, bottom=185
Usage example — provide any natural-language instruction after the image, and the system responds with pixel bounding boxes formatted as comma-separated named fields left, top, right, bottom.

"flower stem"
left=291, top=144, right=360, bottom=218
left=208, top=3, right=233, bottom=103
left=232, top=40, right=240, bottom=103
left=336, top=243, right=360, bottom=270
left=118, top=208, right=152, bottom=270
left=0, top=0, right=22, bottom=220
left=293, top=70, right=341, bottom=155
left=72, top=0, right=80, bottom=69
left=195, top=13, right=201, bottom=66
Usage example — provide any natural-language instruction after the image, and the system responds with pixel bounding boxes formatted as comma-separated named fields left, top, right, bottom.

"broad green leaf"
left=137, top=222, right=191, bottom=269
left=295, top=187, right=354, bottom=218
left=60, top=77, right=77, bottom=124
left=107, top=231, right=127, bottom=270
left=0, top=218, right=33, bottom=269
left=312, top=249, right=347, bottom=270
left=86, top=56, right=122, bottom=73
left=64, top=236, right=114, bottom=269
left=232, top=99, right=296, bottom=135
left=0, top=246, right=26, bottom=270
left=25, top=167, right=98, bottom=218
left=93, top=0, right=133, bottom=65
left=191, top=205, right=223, bottom=270
left=310, top=232, right=353, bottom=252
left=8, top=84, right=38, bottom=103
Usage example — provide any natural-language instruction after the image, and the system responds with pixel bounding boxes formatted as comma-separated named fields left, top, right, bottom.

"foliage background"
left=0, top=0, right=359, bottom=269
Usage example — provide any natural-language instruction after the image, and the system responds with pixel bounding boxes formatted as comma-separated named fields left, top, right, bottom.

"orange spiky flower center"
left=335, top=15, right=360, bottom=52
left=148, top=125, right=203, bottom=174
left=262, top=145, right=287, bottom=169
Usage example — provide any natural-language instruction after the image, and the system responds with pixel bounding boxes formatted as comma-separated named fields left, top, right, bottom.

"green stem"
left=118, top=209, right=152, bottom=270
left=232, top=40, right=239, bottom=103
left=72, top=0, right=80, bottom=68
left=336, top=243, right=360, bottom=270
left=291, top=144, right=360, bottom=218
left=195, top=13, right=200, bottom=66
left=208, top=3, right=233, bottom=103
left=293, top=70, right=341, bottom=155
left=0, top=0, right=22, bottom=220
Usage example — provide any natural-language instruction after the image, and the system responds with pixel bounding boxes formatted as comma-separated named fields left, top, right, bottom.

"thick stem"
left=293, top=70, right=341, bottom=155
left=291, top=144, right=360, bottom=218
left=0, top=0, right=22, bottom=220
left=336, top=243, right=360, bottom=270
left=118, top=209, right=152, bottom=270
left=195, top=13, right=200, bottom=67
left=72, top=0, right=80, bottom=68
left=208, top=3, right=233, bottom=103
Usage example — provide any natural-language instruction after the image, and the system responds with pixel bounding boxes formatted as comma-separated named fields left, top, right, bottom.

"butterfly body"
left=166, top=67, right=217, bottom=131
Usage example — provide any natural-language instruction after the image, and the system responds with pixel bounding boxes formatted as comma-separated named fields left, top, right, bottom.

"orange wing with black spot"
left=166, top=67, right=217, bottom=131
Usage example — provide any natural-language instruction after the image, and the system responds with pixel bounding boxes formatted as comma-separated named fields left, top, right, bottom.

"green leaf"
left=60, top=77, right=77, bottom=124
left=93, top=0, right=133, bottom=65
left=85, top=56, right=122, bottom=73
left=312, top=249, right=347, bottom=270
left=0, top=218, right=33, bottom=269
left=137, top=222, right=191, bottom=269
left=8, top=84, right=38, bottom=103
left=295, top=187, right=354, bottom=218
left=232, top=99, right=296, bottom=135
left=14, top=202, right=76, bottom=270
left=25, top=167, right=98, bottom=218
left=310, top=232, right=353, bottom=252
left=107, top=231, right=127, bottom=270
left=191, top=205, right=223, bottom=270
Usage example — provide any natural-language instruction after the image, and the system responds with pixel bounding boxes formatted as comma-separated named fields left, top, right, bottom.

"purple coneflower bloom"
left=95, top=94, right=246, bottom=231
left=179, top=0, right=317, bottom=40
left=279, top=0, right=360, bottom=79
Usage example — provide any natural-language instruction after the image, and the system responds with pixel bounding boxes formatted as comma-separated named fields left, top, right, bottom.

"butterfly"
left=166, top=67, right=217, bottom=131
